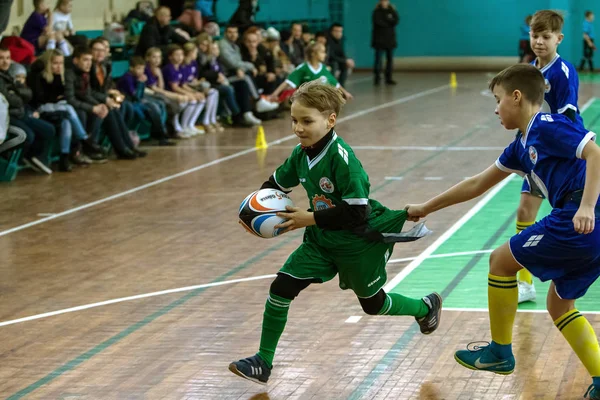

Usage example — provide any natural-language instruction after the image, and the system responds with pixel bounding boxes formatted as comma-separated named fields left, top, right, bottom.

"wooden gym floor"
left=1, top=72, right=600, bottom=400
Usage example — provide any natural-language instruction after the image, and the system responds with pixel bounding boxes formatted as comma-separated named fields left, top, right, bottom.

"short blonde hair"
left=290, top=80, right=346, bottom=116
left=305, top=42, right=325, bottom=61
left=145, top=47, right=161, bottom=60
left=530, top=10, right=564, bottom=33
left=183, top=42, right=197, bottom=55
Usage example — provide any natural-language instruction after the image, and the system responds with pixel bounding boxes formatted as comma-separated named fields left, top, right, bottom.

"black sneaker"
left=117, top=150, right=137, bottom=160
left=158, top=139, right=176, bottom=146
left=59, top=154, right=72, bottom=172
left=416, top=292, right=442, bottom=335
left=385, top=79, right=397, bottom=85
left=228, top=354, right=272, bottom=385
left=133, top=149, right=147, bottom=157
left=82, top=139, right=104, bottom=155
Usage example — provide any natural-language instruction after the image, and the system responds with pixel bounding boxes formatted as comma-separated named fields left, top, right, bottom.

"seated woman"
left=29, top=50, right=106, bottom=170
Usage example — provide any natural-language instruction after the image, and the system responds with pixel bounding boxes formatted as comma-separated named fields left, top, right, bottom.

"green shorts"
left=279, top=207, right=406, bottom=298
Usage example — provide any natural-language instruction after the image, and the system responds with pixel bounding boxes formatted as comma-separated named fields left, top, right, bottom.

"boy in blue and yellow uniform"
left=406, top=63, right=600, bottom=399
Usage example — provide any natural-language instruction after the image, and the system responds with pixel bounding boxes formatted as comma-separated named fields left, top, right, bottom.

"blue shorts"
left=509, top=201, right=600, bottom=299
left=521, top=174, right=546, bottom=198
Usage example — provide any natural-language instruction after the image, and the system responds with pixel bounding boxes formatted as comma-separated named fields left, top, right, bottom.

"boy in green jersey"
left=229, top=81, right=442, bottom=385
left=269, top=42, right=353, bottom=101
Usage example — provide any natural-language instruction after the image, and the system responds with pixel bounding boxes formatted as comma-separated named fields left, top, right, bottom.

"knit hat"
left=8, top=62, right=26, bottom=78
left=264, top=27, right=280, bottom=42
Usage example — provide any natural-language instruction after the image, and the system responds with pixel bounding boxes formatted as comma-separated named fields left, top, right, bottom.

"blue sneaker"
left=454, top=342, right=515, bottom=375
left=586, top=384, right=600, bottom=399
left=229, top=354, right=271, bottom=384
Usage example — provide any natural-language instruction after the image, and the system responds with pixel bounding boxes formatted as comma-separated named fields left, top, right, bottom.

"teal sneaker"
left=454, top=342, right=515, bottom=375
left=586, top=384, right=600, bottom=399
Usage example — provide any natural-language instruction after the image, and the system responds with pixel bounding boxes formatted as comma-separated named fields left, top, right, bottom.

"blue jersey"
left=531, top=54, right=582, bottom=124
left=584, top=20, right=595, bottom=40
left=497, top=112, right=596, bottom=208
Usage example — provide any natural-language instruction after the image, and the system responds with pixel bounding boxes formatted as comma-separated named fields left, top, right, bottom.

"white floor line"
left=424, top=177, right=443, bottom=181
left=345, top=76, right=374, bottom=85
left=387, top=249, right=495, bottom=265
left=345, top=316, right=363, bottom=323
left=145, top=145, right=506, bottom=151
left=581, top=96, right=597, bottom=111
left=384, top=177, right=404, bottom=181
left=0, top=84, right=448, bottom=239
left=383, top=176, right=515, bottom=293
left=0, top=274, right=278, bottom=328
left=350, top=145, right=505, bottom=151
left=443, top=307, right=600, bottom=315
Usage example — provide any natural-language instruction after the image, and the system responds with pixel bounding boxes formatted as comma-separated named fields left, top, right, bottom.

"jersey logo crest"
left=312, top=194, right=335, bottom=210
left=529, top=146, right=538, bottom=165
left=319, top=177, right=334, bottom=193
left=319, top=76, right=328, bottom=84
left=544, top=78, right=551, bottom=93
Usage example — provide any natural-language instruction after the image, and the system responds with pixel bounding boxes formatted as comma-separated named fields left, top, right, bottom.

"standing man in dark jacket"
left=327, top=23, right=355, bottom=87
left=372, top=0, right=399, bottom=85
left=229, top=0, right=259, bottom=35
left=135, top=6, right=189, bottom=58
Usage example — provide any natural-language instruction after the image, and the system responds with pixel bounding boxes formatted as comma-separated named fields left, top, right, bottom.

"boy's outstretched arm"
left=574, top=140, right=600, bottom=234
left=405, top=164, right=510, bottom=221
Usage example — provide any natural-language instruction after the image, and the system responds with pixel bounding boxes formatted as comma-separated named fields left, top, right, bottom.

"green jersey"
left=273, top=131, right=402, bottom=251
left=285, top=62, right=340, bottom=89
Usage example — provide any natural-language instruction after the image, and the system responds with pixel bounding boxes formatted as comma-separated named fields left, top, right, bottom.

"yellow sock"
left=518, top=269, right=534, bottom=285
left=516, top=220, right=535, bottom=284
left=488, top=274, right=518, bottom=345
left=555, top=309, right=600, bottom=377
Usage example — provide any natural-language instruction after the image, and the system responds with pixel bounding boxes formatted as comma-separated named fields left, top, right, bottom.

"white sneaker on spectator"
left=28, top=156, right=53, bottom=175
left=243, top=112, right=262, bottom=126
left=255, top=97, right=279, bottom=113
left=193, top=126, right=206, bottom=135
left=183, top=128, right=196, bottom=138
left=518, top=281, right=536, bottom=303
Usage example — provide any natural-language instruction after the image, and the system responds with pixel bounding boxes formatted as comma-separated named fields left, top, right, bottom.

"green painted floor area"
left=390, top=100, right=600, bottom=312
left=579, top=73, right=600, bottom=84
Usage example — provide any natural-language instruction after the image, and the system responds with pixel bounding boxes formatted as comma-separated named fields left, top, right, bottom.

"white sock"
left=180, top=105, right=197, bottom=129
left=172, top=112, right=183, bottom=132
left=188, top=101, right=205, bottom=129
left=203, top=90, right=218, bottom=125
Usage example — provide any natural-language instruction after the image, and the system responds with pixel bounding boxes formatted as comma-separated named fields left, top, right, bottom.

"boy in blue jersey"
left=579, top=11, right=596, bottom=72
left=515, top=10, right=583, bottom=303
left=406, top=64, right=600, bottom=399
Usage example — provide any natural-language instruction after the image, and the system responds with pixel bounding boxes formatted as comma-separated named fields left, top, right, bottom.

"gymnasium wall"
left=6, top=0, right=599, bottom=70
left=343, top=0, right=600, bottom=69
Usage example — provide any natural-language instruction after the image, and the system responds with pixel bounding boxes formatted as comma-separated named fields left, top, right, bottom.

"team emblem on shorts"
left=544, top=78, right=551, bottom=93
left=312, top=194, right=335, bottom=210
left=319, top=177, right=334, bottom=193
left=529, top=146, right=538, bottom=165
